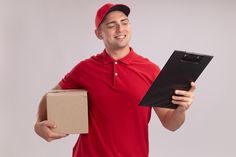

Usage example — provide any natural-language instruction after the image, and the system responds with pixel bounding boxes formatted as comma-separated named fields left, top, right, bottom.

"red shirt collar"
left=101, top=48, right=135, bottom=64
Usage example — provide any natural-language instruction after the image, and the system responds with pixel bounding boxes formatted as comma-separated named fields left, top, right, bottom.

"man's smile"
left=114, top=34, right=126, bottom=39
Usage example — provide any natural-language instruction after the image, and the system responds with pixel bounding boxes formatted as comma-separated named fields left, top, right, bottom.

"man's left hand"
left=172, top=82, right=196, bottom=112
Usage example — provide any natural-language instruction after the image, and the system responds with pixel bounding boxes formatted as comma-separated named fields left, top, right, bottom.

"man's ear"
left=95, top=29, right=103, bottom=40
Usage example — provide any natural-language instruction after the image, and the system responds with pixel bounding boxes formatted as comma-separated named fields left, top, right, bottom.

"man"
left=34, top=3, right=196, bottom=157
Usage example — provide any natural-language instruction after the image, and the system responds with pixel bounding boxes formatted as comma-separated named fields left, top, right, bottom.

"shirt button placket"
left=113, top=61, right=118, bottom=86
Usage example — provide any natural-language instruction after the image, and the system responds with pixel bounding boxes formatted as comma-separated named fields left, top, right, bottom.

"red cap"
left=95, top=3, right=130, bottom=29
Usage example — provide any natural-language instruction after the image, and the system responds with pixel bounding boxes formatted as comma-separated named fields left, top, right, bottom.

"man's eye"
left=107, top=25, right=115, bottom=28
left=122, top=20, right=129, bottom=26
left=123, top=22, right=128, bottom=25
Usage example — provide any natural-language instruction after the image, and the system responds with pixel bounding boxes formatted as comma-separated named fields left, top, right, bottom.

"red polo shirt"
left=59, top=48, right=160, bottom=157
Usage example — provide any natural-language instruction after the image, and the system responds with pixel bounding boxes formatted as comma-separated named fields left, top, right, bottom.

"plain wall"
left=1, top=0, right=236, bottom=157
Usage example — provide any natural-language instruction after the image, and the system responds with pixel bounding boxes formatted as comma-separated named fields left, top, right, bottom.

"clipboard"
left=139, top=50, right=213, bottom=109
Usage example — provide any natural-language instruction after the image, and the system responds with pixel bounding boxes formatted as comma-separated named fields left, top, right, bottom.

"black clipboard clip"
left=139, top=50, right=213, bottom=109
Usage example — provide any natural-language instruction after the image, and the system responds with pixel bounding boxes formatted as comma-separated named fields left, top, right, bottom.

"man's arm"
left=154, top=82, right=196, bottom=131
left=34, top=85, right=68, bottom=142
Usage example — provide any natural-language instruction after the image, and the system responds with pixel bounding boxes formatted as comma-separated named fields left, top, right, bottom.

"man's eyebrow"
left=121, top=18, right=129, bottom=22
left=105, top=21, right=116, bottom=26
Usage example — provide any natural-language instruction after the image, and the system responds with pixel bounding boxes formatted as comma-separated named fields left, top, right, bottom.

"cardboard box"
left=46, top=89, right=88, bottom=134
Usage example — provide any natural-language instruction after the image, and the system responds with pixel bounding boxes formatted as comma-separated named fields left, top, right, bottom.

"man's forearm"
left=162, top=110, right=185, bottom=131
left=36, top=94, right=47, bottom=122
left=36, top=85, right=61, bottom=122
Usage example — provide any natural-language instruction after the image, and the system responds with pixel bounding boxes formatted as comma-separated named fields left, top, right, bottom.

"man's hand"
left=34, top=120, right=68, bottom=142
left=172, top=82, right=196, bottom=113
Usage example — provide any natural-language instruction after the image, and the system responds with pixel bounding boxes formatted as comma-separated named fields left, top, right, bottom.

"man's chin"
left=115, top=42, right=130, bottom=48
left=115, top=45, right=129, bottom=50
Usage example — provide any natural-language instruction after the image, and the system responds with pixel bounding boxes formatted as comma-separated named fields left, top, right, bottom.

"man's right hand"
left=34, top=120, right=68, bottom=142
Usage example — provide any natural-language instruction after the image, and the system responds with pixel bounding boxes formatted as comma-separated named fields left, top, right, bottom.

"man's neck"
left=105, top=46, right=130, bottom=60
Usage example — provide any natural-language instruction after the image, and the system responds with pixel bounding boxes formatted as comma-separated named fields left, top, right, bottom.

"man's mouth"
left=115, top=35, right=126, bottom=39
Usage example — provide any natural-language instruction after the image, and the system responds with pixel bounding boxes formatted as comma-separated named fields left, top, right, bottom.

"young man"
left=34, top=3, right=196, bottom=157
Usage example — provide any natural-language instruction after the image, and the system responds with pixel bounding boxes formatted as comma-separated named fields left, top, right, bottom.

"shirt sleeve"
left=59, top=63, right=82, bottom=89
left=146, top=60, right=160, bottom=82
left=152, top=64, right=160, bottom=80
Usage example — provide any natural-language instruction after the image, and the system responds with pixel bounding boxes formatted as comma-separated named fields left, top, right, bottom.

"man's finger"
left=175, top=90, right=193, bottom=98
left=172, top=95, right=192, bottom=102
left=48, top=131, right=68, bottom=139
left=189, top=82, right=196, bottom=92
left=43, top=120, right=56, bottom=128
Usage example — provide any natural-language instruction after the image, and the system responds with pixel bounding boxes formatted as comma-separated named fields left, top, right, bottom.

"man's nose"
left=116, top=24, right=124, bottom=32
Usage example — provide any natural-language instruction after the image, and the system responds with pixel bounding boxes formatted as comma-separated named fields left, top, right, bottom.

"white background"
left=1, top=0, right=236, bottom=157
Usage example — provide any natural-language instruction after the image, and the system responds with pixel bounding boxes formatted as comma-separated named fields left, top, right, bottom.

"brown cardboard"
left=46, top=89, right=88, bottom=134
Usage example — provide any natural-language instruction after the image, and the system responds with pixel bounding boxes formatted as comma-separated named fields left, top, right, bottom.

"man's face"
left=96, top=11, right=131, bottom=51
